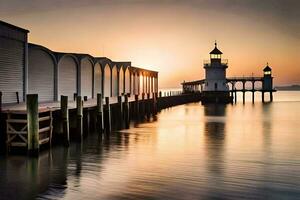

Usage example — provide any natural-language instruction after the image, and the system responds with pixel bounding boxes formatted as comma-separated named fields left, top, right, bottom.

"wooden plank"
left=39, top=137, right=49, bottom=145
left=38, top=116, right=50, bottom=122
left=11, top=142, right=27, bottom=147
left=39, top=126, right=50, bottom=133
left=7, top=119, right=27, bottom=123
left=7, top=131, right=27, bottom=134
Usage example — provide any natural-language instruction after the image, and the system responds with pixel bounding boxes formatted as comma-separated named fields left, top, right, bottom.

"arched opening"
left=119, top=67, right=124, bottom=95
left=104, top=64, right=111, bottom=98
left=58, top=55, right=77, bottom=100
left=125, top=68, right=130, bottom=94
left=28, top=48, right=55, bottom=102
left=94, top=63, right=102, bottom=96
left=80, top=57, right=93, bottom=99
left=111, top=65, right=118, bottom=97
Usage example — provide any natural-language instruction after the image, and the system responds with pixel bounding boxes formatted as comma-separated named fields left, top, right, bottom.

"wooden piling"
left=117, top=96, right=123, bottom=127
left=141, top=93, right=145, bottom=117
left=262, top=92, right=265, bottom=103
left=134, top=94, right=139, bottom=119
left=234, top=89, right=237, bottom=104
left=242, top=81, right=245, bottom=104
left=146, top=93, right=150, bottom=117
left=96, top=93, right=103, bottom=133
left=27, top=94, right=39, bottom=156
left=252, top=81, right=255, bottom=103
left=104, top=97, right=111, bottom=133
left=270, top=92, right=273, bottom=102
left=124, top=95, right=130, bottom=129
left=61, top=95, right=69, bottom=146
left=76, top=96, right=83, bottom=141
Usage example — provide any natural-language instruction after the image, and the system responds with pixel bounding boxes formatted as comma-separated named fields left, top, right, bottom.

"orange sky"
left=1, top=0, right=299, bottom=88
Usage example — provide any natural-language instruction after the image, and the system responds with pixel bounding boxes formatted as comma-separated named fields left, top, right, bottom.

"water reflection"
left=0, top=101, right=299, bottom=199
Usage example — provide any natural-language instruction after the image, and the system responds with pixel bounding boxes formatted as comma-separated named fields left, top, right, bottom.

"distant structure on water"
left=182, top=42, right=276, bottom=104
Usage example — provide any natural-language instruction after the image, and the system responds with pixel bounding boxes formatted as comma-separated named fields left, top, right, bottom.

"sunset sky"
left=0, top=0, right=299, bottom=88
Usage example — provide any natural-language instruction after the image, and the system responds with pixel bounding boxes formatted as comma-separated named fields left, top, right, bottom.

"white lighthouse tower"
left=202, top=42, right=232, bottom=103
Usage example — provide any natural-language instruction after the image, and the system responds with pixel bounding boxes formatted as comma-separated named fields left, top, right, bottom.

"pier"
left=181, top=43, right=276, bottom=104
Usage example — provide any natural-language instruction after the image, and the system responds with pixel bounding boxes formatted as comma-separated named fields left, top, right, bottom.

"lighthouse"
left=202, top=42, right=232, bottom=103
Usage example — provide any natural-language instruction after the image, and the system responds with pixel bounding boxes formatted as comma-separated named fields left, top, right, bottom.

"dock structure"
left=182, top=43, right=276, bottom=104
left=0, top=20, right=203, bottom=155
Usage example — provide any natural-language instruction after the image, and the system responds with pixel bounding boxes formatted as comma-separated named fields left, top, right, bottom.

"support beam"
left=76, top=96, right=83, bottom=141
left=242, top=81, right=245, bottom=104
left=252, top=81, right=255, bottom=103
left=262, top=92, right=265, bottom=103
left=104, top=97, right=111, bottom=133
left=27, top=94, right=39, bottom=156
left=124, top=94, right=130, bottom=129
left=270, top=92, right=273, bottom=102
left=61, top=95, right=69, bottom=146
left=96, top=93, right=103, bottom=134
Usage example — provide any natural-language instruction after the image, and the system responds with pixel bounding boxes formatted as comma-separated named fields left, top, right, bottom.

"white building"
left=204, top=42, right=229, bottom=92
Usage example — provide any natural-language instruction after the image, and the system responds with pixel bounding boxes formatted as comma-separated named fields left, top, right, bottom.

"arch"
left=28, top=47, right=55, bottom=102
left=111, top=65, right=118, bottom=97
left=125, top=68, right=130, bottom=94
left=80, top=57, right=93, bottom=99
left=58, top=55, right=77, bottom=100
left=104, top=64, right=111, bottom=97
left=94, top=63, right=102, bottom=96
left=119, top=67, right=124, bottom=95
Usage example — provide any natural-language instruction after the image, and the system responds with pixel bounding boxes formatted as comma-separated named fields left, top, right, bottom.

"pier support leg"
left=76, top=96, right=83, bottom=141
left=96, top=94, right=103, bottom=134
left=27, top=94, right=39, bottom=156
left=147, top=93, right=150, bottom=118
left=242, top=81, right=245, bottom=104
left=252, top=92, right=255, bottom=103
left=117, top=96, right=123, bottom=129
left=141, top=93, right=145, bottom=118
left=134, top=94, right=139, bottom=119
left=124, top=95, right=130, bottom=129
left=234, top=90, right=237, bottom=104
left=104, top=97, right=111, bottom=134
left=270, top=92, right=273, bottom=102
left=252, top=81, right=255, bottom=104
left=61, top=95, right=69, bottom=146
left=262, top=92, right=265, bottom=103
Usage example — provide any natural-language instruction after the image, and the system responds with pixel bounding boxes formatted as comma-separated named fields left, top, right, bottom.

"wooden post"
left=61, top=95, right=69, bottom=146
left=242, top=81, right=245, bottom=104
left=16, top=92, right=20, bottom=104
left=96, top=93, right=103, bottom=133
left=252, top=81, right=255, bottom=103
left=124, top=95, right=130, bottom=129
left=262, top=92, right=265, bottom=103
left=141, top=93, right=145, bottom=117
left=147, top=93, right=150, bottom=117
left=270, top=91, right=273, bottom=102
left=153, top=92, right=157, bottom=115
left=104, top=97, right=111, bottom=133
left=27, top=94, right=39, bottom=156
left=117, top=96, right=123, bottom=128
left=234, top=86, right=237, bottom=104
left=76, top=96, right=83, bottom=141
left=135, top=94, right=139, bottom=119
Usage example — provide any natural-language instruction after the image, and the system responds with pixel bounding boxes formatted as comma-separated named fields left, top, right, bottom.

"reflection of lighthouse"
left=202, top=42, right=232, bottom=104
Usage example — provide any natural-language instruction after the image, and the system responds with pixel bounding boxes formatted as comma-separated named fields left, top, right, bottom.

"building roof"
left=263, top=65, right=272, bottom=71
left=0, top=20, right=29, bottom=33
left=209, top=42, right=223, bottom=54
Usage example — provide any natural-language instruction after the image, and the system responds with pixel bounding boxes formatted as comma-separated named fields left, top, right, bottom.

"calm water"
left=0, top=91, right=300, bottom=200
